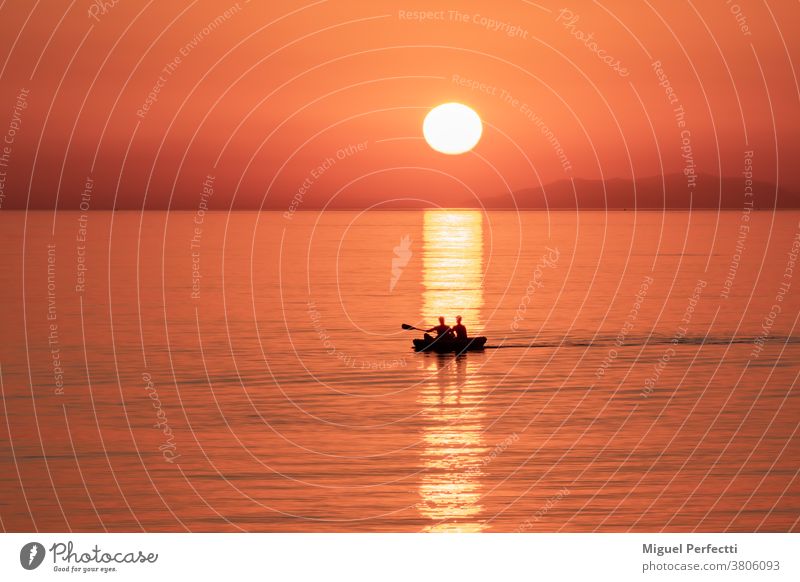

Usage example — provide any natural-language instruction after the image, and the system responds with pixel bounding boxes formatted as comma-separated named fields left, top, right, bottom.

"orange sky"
left=0, top=0, right=798, bottom=209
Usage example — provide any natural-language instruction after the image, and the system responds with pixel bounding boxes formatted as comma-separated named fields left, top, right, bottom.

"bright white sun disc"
left=423, top=103, right=482, bottom=155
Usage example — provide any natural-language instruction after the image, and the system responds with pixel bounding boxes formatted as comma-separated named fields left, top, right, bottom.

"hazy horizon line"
left=7, top=207, right=800, bottom=213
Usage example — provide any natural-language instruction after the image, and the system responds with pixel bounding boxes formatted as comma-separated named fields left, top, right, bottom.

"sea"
left=0, top=209, right=798, bottom=532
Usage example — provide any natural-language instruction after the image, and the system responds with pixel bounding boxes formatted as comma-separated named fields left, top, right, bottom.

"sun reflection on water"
left=421, top=210, right=484, bottom=327
left=417, top=210, right=488, bottom=532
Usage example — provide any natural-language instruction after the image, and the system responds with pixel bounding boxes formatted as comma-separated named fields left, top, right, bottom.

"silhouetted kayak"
left=412, top=336, right=487, bottom=353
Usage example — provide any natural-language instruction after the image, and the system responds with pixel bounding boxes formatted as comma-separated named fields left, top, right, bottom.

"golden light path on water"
left=421, top=210, right=485, bottom=327
left=417, top=210, right=489, bottom=532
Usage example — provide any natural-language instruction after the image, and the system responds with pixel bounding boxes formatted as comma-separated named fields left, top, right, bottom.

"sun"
left=423, top=103, right=482, bottom=155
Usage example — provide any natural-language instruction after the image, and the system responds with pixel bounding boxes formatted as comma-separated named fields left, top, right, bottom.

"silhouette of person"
left=425, top=316, right=453, bottom=341
left=452, top=315, right=468, bottom=340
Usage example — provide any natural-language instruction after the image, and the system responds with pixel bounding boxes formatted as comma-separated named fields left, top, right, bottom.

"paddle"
left=401, top=323, right=426, bottom=332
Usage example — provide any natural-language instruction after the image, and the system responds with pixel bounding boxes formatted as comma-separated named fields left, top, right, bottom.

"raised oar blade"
left=401, top=323, right=416, bottom=330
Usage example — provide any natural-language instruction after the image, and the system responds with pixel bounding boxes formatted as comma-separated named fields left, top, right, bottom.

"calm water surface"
left=0, top=210, right=798, bottom=531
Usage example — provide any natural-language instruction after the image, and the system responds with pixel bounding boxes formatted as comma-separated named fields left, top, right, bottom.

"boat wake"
left=485, top=335, right=800, bottom=350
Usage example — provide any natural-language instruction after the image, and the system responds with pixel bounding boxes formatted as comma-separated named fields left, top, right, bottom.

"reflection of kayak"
left=413, top=336, right=487, bottom=353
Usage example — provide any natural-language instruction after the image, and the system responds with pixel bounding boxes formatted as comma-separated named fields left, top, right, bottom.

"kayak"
left=412, top=336, right=487, bottom=353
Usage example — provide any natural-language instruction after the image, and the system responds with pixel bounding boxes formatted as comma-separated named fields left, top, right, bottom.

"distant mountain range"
left=312, top=173, right=797, bottom=210
left=491, top=173, right=796, bottom=210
